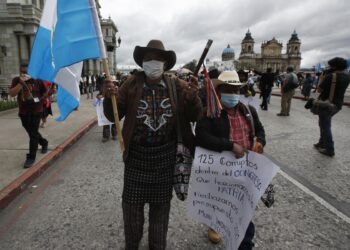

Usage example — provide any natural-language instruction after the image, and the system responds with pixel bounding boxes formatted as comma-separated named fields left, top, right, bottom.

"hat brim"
left=212, top=79, right=242, bottom=90
left=133, top=46, right=176, bottom=71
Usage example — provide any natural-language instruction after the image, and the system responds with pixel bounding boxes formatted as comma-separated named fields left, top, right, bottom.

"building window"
left=248, top=45, right=251, bottom=52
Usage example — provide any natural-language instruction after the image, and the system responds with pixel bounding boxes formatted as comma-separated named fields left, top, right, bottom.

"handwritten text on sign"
left=187, top=147, right=279, bottom=250
left=94, top=98, right=113, bottom=126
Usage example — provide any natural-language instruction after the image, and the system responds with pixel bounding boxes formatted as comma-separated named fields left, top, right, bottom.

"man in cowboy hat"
left=103, top=39, right=202, bottom=250
left=196, top=70, right=266, bottom=249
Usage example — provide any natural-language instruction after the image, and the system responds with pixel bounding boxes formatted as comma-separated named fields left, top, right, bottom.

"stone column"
left=19, top=35, right=29, bottom=63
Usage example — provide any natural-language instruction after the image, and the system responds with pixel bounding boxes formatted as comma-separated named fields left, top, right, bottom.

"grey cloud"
left=100, top=0, right=350, bottom=68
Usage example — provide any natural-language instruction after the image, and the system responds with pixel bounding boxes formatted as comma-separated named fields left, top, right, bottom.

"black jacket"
left=319, top=71, right=349, bottom=110
left=195, top=103, right=266, bottom=152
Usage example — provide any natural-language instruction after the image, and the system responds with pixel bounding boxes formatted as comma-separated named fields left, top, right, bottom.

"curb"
left=257, top=91, right=350, bottom=107
left=0, top=118, right=97, bottom=210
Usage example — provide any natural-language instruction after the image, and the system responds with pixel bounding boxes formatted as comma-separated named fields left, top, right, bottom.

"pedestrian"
left=9, top=63, right=48, bottom=168
left=260, top=68, right=274, bottom=110
left=98, top=76, right=116, bottom=142
left=277, top=65, right=298, bottom=116
left=314, top=57, right=349, bottom=157
left=1, top=88, right=8, bottom=100
left=103, top=39, right=202, bottom=250
left=86, top=73, right=93, bottom=99
left=301, top=73, right=313, bottom=100
left=195, top=70, right=266, bottom=249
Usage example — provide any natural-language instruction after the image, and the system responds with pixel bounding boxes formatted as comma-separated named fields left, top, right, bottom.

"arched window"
left=248, top=45, right=251, bottom=52
left=294, top=46, right=298, bottom=52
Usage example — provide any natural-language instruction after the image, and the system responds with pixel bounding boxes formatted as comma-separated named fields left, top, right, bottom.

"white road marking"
left=279, top=170, right=350, bottom=224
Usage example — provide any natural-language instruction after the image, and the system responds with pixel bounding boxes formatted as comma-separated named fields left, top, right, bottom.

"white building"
left=206, top=44, right=236, bottom=72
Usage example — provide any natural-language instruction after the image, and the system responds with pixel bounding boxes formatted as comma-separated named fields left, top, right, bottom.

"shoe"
left=112, top=136, right=117, bottom=141
left=313, top=143, right=325, bottom=149
left=286, top=113, right=290, bottom=116
left=208, top=228, right=221, bottom=244
left=276, top=113, right=286, bottom=116
left=24, top=158, right=35, bottom=168
left=102, top=137, right=109, bottom=143
left=317, top=148, right=335, bottom=157
left=41, top=142, right=48, bottom=154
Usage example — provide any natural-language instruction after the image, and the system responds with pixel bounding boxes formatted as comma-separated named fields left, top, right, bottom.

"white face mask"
left=143, top=60, right=164, bottom=79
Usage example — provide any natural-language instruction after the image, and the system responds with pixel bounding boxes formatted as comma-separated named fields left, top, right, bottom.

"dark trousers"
left=239, top=221, right=255, bottom=250
left=20, top=113, right=48, bottom=160
left=261, top=87, right=272, bottom=110
left=318, top=112, right=337, bottom=152
left=102, top=124, right=116, bottom=139
left=122, top=201, right=171, bottom=250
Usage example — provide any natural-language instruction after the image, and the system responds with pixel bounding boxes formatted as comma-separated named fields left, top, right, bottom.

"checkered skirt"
left=123, top=141, right=177, bottom=204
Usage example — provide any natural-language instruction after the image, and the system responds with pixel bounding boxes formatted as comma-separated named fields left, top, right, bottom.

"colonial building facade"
left=0, top=0, right=119, bottom=88
left=238, top=30, right=301, bottom=72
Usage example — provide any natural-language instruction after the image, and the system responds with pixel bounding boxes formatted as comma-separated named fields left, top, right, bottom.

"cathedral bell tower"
left=240, top=29, right=255, bottom=54
left=287, top=30, right=302, bottom=71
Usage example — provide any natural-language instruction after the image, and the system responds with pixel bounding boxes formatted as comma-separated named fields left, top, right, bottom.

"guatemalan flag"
left=28, top=0, right=106, bottom=121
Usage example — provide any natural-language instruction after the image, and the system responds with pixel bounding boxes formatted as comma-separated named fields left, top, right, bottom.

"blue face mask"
left=221, top=93, right=240, bottom=108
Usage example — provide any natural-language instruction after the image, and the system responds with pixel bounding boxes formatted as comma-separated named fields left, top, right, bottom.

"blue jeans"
left=318, top=111, right=337, bottom=152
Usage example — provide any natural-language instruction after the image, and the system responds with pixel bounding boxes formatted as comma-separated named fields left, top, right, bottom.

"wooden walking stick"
left=193, top=39, right=213, bottom=77
left=102, top=59, right=125, bottom=152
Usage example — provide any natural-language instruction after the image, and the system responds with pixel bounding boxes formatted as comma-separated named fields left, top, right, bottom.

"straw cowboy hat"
left=133, top=40, right=176, bottom=71
left=212, top=70, right=242, bottom=89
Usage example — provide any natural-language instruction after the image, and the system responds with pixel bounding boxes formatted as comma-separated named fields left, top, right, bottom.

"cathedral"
left=238, top=29, right=302, bottom=72
left=206, top=44, right=236, bottom=72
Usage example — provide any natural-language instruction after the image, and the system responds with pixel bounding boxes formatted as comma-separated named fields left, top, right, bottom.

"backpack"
left=287, top=73, right=299, bottom=90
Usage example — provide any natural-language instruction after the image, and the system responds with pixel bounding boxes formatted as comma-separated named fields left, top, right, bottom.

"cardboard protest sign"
left=188, top=147, right=279, bottom=250
left=94, top=98, right=114, bottom=126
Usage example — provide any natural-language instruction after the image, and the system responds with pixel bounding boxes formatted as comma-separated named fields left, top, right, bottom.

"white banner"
left=187, top=147, right=279, bottom=250
left=94, top=98, right=113, bottom=126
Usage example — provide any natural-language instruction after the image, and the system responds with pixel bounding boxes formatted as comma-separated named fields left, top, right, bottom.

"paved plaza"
left=0, top=95, right=349, bottom=249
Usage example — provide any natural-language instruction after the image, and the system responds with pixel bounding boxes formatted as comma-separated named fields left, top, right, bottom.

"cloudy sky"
left=100, top=0, right=350, bottom=69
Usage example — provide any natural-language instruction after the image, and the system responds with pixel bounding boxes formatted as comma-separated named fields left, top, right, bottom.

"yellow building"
left=238, top=30, right=301, bottom=72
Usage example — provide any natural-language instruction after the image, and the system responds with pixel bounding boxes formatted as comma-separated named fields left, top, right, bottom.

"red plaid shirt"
left=227, top=109, right=252, bottom=150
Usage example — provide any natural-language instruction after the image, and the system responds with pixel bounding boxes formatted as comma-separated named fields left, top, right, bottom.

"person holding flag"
left=9, top=63, right=49, bottom=168
left=103, top=40, right=202, bottom=250
left=28, top=0, right=107, bottom=121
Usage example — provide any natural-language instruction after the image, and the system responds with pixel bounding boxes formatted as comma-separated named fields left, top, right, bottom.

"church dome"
left=222, top=44, right=235, bottom=61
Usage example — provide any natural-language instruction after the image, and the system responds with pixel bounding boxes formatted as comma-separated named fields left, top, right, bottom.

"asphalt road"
left=0, top=95, right=349, bottom=250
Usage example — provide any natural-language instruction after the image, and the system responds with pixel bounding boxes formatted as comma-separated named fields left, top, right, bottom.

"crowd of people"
left=7, top=39, right=349, bottom=249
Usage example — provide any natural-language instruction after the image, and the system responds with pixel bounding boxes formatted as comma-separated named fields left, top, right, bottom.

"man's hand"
left=183, top=76, right=199, bottom=102
left=103, top=80, right=118, bottom=99
left=253, top=141, right=263, bottom=154
left=232, top=143, right=246, bottom=159
left=96, top=94, right=103, bottom=100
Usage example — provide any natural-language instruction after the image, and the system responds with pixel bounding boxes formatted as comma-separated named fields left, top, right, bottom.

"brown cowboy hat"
left=133, top=40, right=176, bottom=71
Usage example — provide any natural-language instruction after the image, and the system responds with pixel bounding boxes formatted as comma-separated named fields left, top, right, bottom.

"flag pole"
left=102, top=59, right=125, bottom=152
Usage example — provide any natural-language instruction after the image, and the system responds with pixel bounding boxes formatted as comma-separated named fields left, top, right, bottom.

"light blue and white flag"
left=28, top=0, right=106, bottom=121
left=315, top=63, right=322, bottom=73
